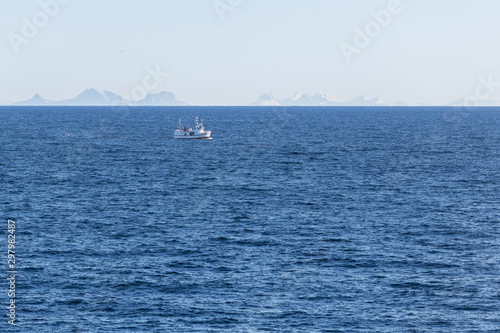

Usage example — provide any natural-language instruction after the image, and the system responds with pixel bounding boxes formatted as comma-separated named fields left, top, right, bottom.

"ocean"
left=1, top=106, right=499, bottom=332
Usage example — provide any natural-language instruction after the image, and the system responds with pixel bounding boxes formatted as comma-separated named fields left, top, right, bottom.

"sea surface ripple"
left=1, top=106, right=499, bottom=332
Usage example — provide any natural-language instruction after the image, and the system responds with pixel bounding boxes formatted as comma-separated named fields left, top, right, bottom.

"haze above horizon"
left=1, top=0, right=500, bottom=106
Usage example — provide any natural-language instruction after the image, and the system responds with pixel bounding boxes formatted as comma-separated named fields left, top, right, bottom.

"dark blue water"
left=1, top=106, right=499, bottom=332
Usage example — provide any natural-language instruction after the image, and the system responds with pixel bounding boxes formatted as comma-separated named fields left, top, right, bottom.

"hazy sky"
left=1, top=0, right=500, bottom=105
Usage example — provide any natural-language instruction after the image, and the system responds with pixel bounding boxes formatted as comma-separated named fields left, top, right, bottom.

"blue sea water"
left=1, top=106, right=499, bottom=332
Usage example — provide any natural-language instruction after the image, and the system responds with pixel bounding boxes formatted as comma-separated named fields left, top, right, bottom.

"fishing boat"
left=173, top=117, right=211, bottom=139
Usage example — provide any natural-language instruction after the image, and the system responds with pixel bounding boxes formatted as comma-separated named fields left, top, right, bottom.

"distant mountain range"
left=249, top=93, right=500, bottom=107
left=248, top=93, right=384, bottom=106
left=13, top=88, right=188, bottom=106
left=445, top=99, right=500, bottom=107
left=8, top=89, right=500, bottom=106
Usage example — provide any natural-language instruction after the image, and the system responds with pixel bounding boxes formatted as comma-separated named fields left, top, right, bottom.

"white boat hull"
left=174, top=117, right=211, bottom=139
left=173, top=130, right=211, bottom=139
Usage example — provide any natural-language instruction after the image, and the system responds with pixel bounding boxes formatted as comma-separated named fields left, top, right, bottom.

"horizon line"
left=2, top=105, right=499, bottom=108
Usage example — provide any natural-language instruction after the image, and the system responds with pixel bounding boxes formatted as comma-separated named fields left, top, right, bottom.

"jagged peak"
left=258, top=93, right=276, bottom=100
left=291, top=92, right=305, bottom=101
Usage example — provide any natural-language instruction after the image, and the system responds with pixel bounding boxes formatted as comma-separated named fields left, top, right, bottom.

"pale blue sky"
left=1, top=0, right=500, bottom=105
